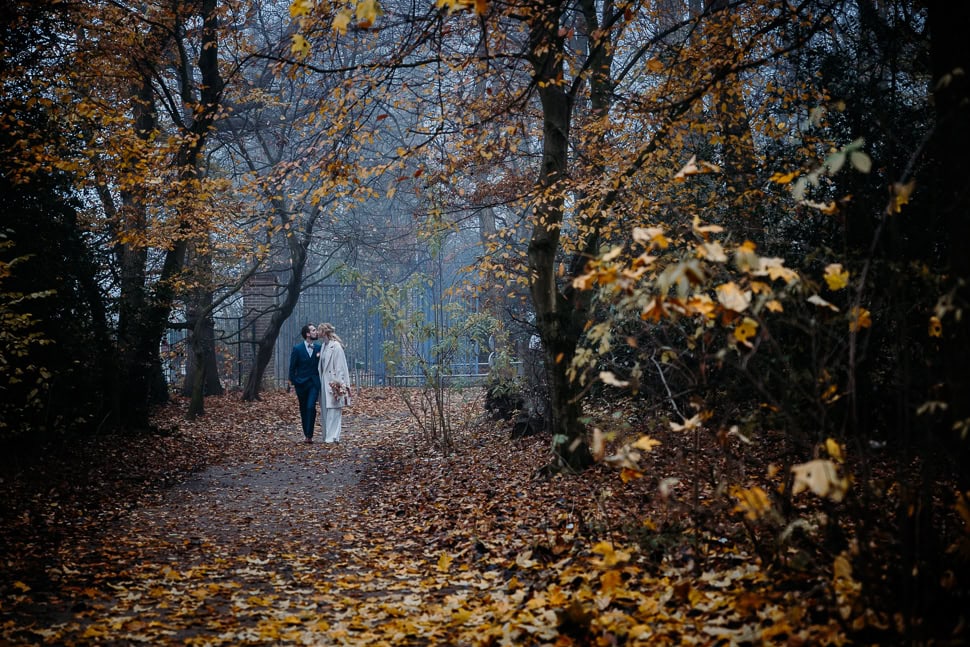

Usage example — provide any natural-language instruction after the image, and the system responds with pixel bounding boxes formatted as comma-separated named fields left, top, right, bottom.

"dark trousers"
left=296, top=384, right=319, bottom=439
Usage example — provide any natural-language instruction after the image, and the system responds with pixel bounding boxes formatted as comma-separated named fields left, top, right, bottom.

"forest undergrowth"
left=0, top=387, right=963, bottom=645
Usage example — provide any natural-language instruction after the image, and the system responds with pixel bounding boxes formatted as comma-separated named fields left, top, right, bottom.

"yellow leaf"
left=735, top=240, right=759, bottom=273
left=749, top=280, right=772, bottom=295
left=289, top=0, right=313, bottom=18
left=833, top=553, right=853, bottom=580
left=824, top=263, right=850, bottom=290
left=12, top=581, right=30, bottom=593
left=332, top=10, right=352, bottom=34
left=591, top=427, right=605, bottom=462
left=601, top=245, right=623, bottom=261
left=290, top=33, right=310, bottom=57
left=632, top=226, right=668, bottom=249
left=699, top=241, right=727, bottom=262
left=849, top=306, right=871, bottom=332
left=734, top=317, right=758, bottom=346
left=515, top=550, right=537, bottom=568
left=821, top=383, right=841, bottom=404
left=929, top=315, right=942, bottom=338
left=437, top=552, right=453, bottom=573
left=600, top=569, right=623, bottom=592
left=685, top=294, right=716, bottom=318
left=591, top=541, right=631, bottom=566
left=769, top=170, right=799, bottom=184
left=731, top=486, right=772, bottom=520
left=825, top=438, right=844, bottom=463
left=355, top=0, right=380, bottom=25
left=757, top=257, right=799, bottom=283
left=954, top=491, right=970, bottom=527
left=620, top=467, right=643, bottom=482
left=161, top=565, right=181, bottom=580
left=571, top=271, right=595, bottom=290
left=631, top=252, right=657, bottom=269
left=887, top=180, right=916, bottom=214
left=83, top=626, right=109, bottom=639
left=692, top=215, right=724, bottom=236
left=674, top=154, right=721, bottom=181
left=765, top=299, right=784, bottom=313
left=632, top=435, right=661, bottom=452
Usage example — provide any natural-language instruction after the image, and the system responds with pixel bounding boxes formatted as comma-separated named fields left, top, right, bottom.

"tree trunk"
left=183, top=243, right=224, bottom=404
left=241, top=295, right=298, bottom=401
left=117, top=0, right=224, bottom=429
left=116, top=71, right=160, bottom=431
left=183, top=312, right=224, bottom=398
left=526, top=0, right=593, bottom=472
left=242, top=199, right=316, bottom=401
left=187, top=341, right=207, bottom=419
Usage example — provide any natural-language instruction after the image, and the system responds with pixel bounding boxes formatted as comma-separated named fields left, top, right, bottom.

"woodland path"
left=117, top=414, right=381, bottom=557
left=2, top=392, right=449, bottom=645
left=2, top=389, right=854, bottom=645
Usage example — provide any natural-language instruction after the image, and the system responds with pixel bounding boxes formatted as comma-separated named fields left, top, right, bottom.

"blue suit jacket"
left=289, top=340, right=322, bottom=392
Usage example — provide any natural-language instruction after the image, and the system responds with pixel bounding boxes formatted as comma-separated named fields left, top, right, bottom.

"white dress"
left=317, top=340, right=351, bottom=443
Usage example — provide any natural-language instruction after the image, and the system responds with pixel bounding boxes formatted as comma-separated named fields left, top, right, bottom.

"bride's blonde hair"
left=317, top=322, right=343, bottom=346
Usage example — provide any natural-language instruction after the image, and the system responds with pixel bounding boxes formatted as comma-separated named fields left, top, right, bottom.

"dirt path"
left=1, top=398, right=421, bottom=645
left=124, top=418, right=376, bottom=554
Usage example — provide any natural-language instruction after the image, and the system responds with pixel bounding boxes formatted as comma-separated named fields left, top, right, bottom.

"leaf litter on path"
left=1, top=388, right=850, bottom=645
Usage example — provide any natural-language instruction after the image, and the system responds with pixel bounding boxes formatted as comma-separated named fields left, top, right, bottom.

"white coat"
left=318, top=340, right=351, bottom=409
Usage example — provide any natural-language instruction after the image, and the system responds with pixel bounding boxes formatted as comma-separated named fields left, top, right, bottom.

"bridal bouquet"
left=329, top=381, right=350, bottom=405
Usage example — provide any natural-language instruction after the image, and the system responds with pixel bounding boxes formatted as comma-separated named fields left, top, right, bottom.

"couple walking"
left=288, top=322, right=351, bottom=444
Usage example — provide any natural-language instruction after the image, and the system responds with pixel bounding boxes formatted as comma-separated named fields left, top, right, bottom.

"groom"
left=288, top=324, right=321, bottom=443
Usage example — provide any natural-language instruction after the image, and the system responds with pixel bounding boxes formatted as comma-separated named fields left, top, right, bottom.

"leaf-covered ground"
left=1, top=388, right=853, bottom=645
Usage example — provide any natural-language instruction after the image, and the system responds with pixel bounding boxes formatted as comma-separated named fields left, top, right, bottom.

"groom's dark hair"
left=300, top=324, right=312, bottom=339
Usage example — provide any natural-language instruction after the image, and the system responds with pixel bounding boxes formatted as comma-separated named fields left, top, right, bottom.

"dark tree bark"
left=183, top=243, right=225, bottom=415
left=118, top=0, right=225, bottom=428
left=526, top=0, right=594, bottom=472
left=116, top=68, right=161, bottom=431
left=241, top=198, right=319, bottom=402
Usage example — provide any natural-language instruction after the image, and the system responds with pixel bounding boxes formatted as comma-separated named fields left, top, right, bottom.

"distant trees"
left=297, top=0, right=854, bottom=469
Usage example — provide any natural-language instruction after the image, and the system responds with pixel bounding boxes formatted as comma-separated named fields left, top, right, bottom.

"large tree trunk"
left=241, top=199, right=316, bottom=401
left=116, top=70, right=160, bottom=431
left=117, top=0, right=224, bottom=429
left=183, top=244, right=224, bottom=408
left=241, top=286, right=301, bottom=401
left=526, top=0, right=593, bottom=472
left=183, top=311, right=224, bottom=398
